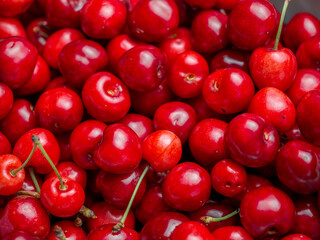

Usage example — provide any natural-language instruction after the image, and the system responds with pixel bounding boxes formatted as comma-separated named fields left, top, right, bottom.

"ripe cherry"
left=212, top=226, right=254, bottom=240
left=0, top=83, right=13, bottom=120
left=281, top=234, right=312, bottom=240
left=170, top=221, right=214, bottom=240
left=87, top=224, right=139, bottom=240
left=0, top=17, right=26, bottom=38
left=0, top=132, right=11, bottom=155
left=296, top=36, right=320, bottom=71
left=47, top=220, right=86, bottom=240
left=0, top=0, right=34, bottom=17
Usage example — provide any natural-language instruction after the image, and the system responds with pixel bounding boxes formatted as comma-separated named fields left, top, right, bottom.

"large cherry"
left=170, top=221, right=214, bottom=240
left=212, top=226, right=254, bottom=240
left=296, top=36, right=320, bottom=71
left=87, top=224, right=139, bottom=240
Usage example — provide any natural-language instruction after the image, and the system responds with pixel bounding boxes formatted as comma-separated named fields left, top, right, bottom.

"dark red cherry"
left=2, top=230, right=38, bottom=240
left=0, top=132, right=11, bottom=155
left=163, top=162, right=211, bottom=211
left=240, top=186, right=295, bottom=238
left=215, top=0, right=242, bottom=11
left=128, top=0, right=179, bottom=43
left=280, top=122, right=306, bottom=146
left=0, top=37, right=37, bottom=89
left=281, top=234, right=312, bottom=240
left=189, top=118, right=228, bottom=168
left=212, top=226, right=254, bottom=240
left=225, top=113, right=280, bottom=168
left=203, top=68, right=255, bottom=114
left=191, top=9, right=228, bottom=54
left=184, top=0, right=216, bottom=9
left=47, top=220, right=86, bottom=240
left=0, top=0, right=34, bottom=17
left=0, top=83, right=13, bottom=120
left=87, top=224, right=139, bottom=240
left=55, top=133, right=72, bottom=162
left=227, top=0, right=278, bottom=50
left=0, top=17, right=26, bottom=38
left=296, top=36, right=320, bottom=71
left=82, top=72, right=131, bottom=123
left=170, top=221, right=214, bottom=240
left=296, top=90, right=320, bottom=146
left=20, top=168, right=43, bottom=192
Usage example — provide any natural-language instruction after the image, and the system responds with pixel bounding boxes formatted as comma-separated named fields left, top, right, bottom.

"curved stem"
left=54, top=225, right=66, bottom=240
left=200, top=208, right=240, bottom=224
left=273, top=0, right=290, bottom=51
left=29, top=167, right=40, bottom=193
left=79, top=205, right=97, bottom=219
left=112, top=165, right=150, bottom=233
left=16, top=190, right=40, bottom=199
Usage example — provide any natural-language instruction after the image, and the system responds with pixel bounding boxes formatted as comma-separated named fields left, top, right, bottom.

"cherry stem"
left=10, top=137, right=37, bottom=177
left=33, top=134, right=67, bottom=191
left=200, top=208, right=240, bottom=224
left=29, top=167, right=40, bottom=193
left=74, top=216, right=83, bottom=227
left=16, top=190, right=40, bottom=199
left=54, top=225, right=66, bottom=240
left=273, top=0, right=290, bottom=51
left=112, top=164, right=150, bottom=233
left=79, top=205, right=97, bottom=219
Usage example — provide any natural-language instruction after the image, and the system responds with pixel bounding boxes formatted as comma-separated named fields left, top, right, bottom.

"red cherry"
left=0, top=83, right=13, bottom=120
left=81, top=0, right=127, bottom=39
left=225, top=113, right=280, bottom=168
left=0, top=0, right=33, bottom=17
left=212, top=226, right=254, bottom=240
left=163, top=162, right=211, bottom=211
left=0, top=132, right=11, bottom=155
left=2, top=230, right=38, bottom=240
left=170, top=221, right=214, bottom=240
left=82, top=72, right=131, bottom=122
left=280, top=122, right=306, bottom=146
left=203, top=68, right=255, bottom=114
left=296, top=36, right=320, bottom=71
left=87, top=224, right=139, bottom=240
left=215, top=0, right=242, bottom=11
left=227, top=0, right=278, bottom=50
left=55, top=133, right=72, bottom=162
left=240, top=186, right=295, bottom=238
left=47, top=220, right=86, bottom=240
left=0, top=17, right=26, bottom=38
left=184, top=0, right=216, bottom=9
left=281, top=234, right=312, bottom=240
left=189, top=118, right=228, bottom=168
left=20, top=168, right=43, bottom=192
left=128, top=0, right=179, bottom=42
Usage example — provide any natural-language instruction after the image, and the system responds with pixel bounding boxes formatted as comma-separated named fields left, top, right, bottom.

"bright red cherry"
left=163, top=162, right=211, bottom=211
left=87, top=224, right=139, bottom=240
left=227, top=0, right=278, bottom=50
left=0, top=132, right=11, bottom=155
left=170, top=221, right=214, bottom=240
left=281, top=234, right=312, bottom=240
left=0, top=83, right=13, bottom=120
left=296, top=90, right=320, bottom=146
left=2, top=230, right=38, bottom=240
left=296, top=36, right=320, bottom=71
left=82, top=72, right=131, bottom=123
left=0, top=0, right=34, bottom=17
left=47, top=220, right=86, bottom=240
left=0, top=17, right=26, bottom=38
left=128, top=0, right=179, bottom=43
left=212, top=226, right=254, bottom=240
left=203, top=68, right=255, bottom=114
left=248, top=87, right=296, bottom=132
left=225, top=113, right=280, bottom=168
left=240, top=186, right=295, bottom=239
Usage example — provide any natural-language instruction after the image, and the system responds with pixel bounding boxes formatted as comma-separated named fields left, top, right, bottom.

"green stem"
left=33, top=134, right=67, bottom=191
left=54, top=225, right=66, bottom=240
left=273, top=0, right=290, bottom=51
left=29, top=167, right=41, bottom=193
left=200, top=208, right=240, bottom=224
left=112, top=165, right=150, bottom=233
left=16, top=190, right=40, bottom=199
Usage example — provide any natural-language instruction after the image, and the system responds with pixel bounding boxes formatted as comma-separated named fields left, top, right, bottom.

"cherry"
left=20, top=167, right=43, bottom=192
left=0, top=0, right=34, bottom=17
left=0, top=132, right=11, bottom=155
left=225, top=113, right=280, bottom=168
left=170, top=221, right=214, bottom=240
left=140, top=212, right=189, bottom=240
left=227, top=0, right=278, bottom=50
left=127, top=0, right=179, bottom=43
left=203, top=68, right=255, bottom=114
left=248, top=87, right=296, bottom=132
left=167, top=50, right=209, bottom=99
left=0, top=36, right=38, bottom=89
left=281, top=234, right=312, bottom=240
left=0, top=99, right=37, bottom=145
left=44, top=76, right=75, bottom=92
left=47, top=220, right=86, bottom=240
left=118, top=45, right=167, bottom=92
left=2, top=231, right=38, bottom=240
left=0, top=195, right=50, bottom=239
left=296, top=90, right=320, bottom=146
left=211, top=159, right=247, bottom=197
left=296, top=36, right=320, bottom=71
left=280, top=122, right=306, bottom=145
left=276, top=140, right=320, bottom=195
left=94, top=123, right=143, bottom=174
left=190, top=9, right=228, bottom=54
left=212, top=226, right=254, bottom=240
left=55, top=133, right=72, bottom=162
left=215, top=0, right=242, bottom=11
left=87, top=224, right=139, bottom=240
left=0, top=83, right=13, bottom=120
left=183, top=0, right=216, bottom=9
left=240, top=186, right=295, bottom=238
left=0, top=17, right=26, bottom=38
left=82, top=72, right=131, bottom=122
left=163, top=162, right=211, bottom=211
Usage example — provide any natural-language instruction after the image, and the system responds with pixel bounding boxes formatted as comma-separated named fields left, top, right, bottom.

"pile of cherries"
left=0, top=0, right=320, bottom=239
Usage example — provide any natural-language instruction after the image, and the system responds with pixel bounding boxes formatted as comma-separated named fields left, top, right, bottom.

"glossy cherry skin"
left=59, top=39, right=108, bottom=89
left=20, top=168, right=43, bottom=192
left=276, top=140, right=320, bottom=194
left=163, top=162, right=211, bottom=211
left=94, top=123, right=142, bottom=174
left=296, top=36, right=320, bottom=71
left=86, top=202, right=135, bottom=231
left=0, top=154, right=25, bottom=196
left=210, top=49, right=251, bottom=73
left=240, top=186, right=295, bottom=238
left=40, top=177, right=85, bottom=217
left=118, top=45, right=167, bottom=92
left=70, top=120, right=106, bottom=170
left=47, top=220, right=86, bottom=240
left=0, top=132, right=11, bottom=155
left=82, top=72, right=131, bottom=123
left=248, top=87, right=296, bottom=132
left=215, top=0, right=242, bottom=11
left=0, top=83, right=13, bottom=120
left=212, top=226, right=254, bottom=240
left=35, top=88, right=84, bottom=134
left=203, top=68, right=255, bottom=114
left=87, top=224, right=139, bottom=240
left=283, top=13, right=320, bottom=52
left=140, top=212, right=189, bottom=240
left=191, top=10, right=228, bottom=54
left=43, top=28, right=85, bottom=69
left=0, top=17, right=26, bottom=38
left=0, top=0, right=33, bottom=17
left=0, top=37, right=38, bottom=89
left=13, top=128, right=60, bottom=175
left=249, top=47, right=297, bottom=91
left=96, top=167, right=146, bottom=209
left=227, top=0, right=277, bottom=50
left=171, top=221, right=214, bottom=240
left=184, top=0, right=216, bottom=9
left=0, top=195, right=50, bottom=239
left=225, top=113, right=280, bottom=168
left=167, top=50, right=209, bottom=99
left=128, top=0, right=179, bottom=42
left=2, top=230, right=39, bottom=240
left=281, top=234, right=312, bottom=240
left=211, top=159, right=247, bottom=197
left=188, top=202, right=239, bottom=232
left=296, top=90, right=320, bottom=146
